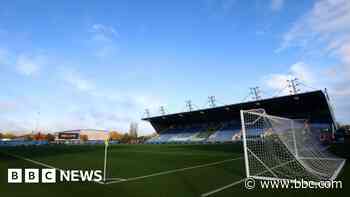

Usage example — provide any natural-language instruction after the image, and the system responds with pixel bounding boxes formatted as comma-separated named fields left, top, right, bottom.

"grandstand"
left=143, top=90, right=336, bottom=144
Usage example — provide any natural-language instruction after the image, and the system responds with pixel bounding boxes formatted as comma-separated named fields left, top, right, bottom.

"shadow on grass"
left=0, top=144, right=104, bottom=159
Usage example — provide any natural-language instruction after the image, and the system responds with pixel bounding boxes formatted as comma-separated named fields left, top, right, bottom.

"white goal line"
left=298, top=157, right=345, bottom=161
left=200, top=159, right=295, bottom=197
left=105, top=156, right=243, bottom=185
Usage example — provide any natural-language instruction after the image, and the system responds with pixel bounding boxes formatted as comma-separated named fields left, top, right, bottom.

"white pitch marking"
left=103, top=141, right=108, bottom=182
left=5, top=152, right=59, bottom=169
left=201, top=179, right=245, bottom=197
left=1, top=151, right=108, bottom=185
left=116, top=150, right=237, bottom=157
left=106, top=177, right=127, bottom=181
left=200, top=160, right=296, bottom=197
left=105, top=157, right=243, bottom=184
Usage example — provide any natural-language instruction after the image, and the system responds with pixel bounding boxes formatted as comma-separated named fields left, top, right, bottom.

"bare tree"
left=129, top=122, right=138, bottom=138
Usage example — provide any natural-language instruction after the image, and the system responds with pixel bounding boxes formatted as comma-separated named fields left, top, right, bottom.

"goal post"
left=240, top=109, right=346, bottom=181
left=240, top=110, right=250, bottom=178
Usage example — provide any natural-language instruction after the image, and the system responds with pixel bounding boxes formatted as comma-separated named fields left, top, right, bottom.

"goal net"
left=240, top=109, right=346, bottom=181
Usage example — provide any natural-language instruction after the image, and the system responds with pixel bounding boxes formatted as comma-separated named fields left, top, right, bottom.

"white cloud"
left=59, top=68, right=162, bottom=108
left=277, top=0, right=350, bottom=76
left=263, top=61, right=350, bottom=122
left=339, top=42, right=350, bottom=65
left=91, top=24, right=119, bottom=39
left=289, top=62, right=315, bottom=83
left=0, top=118, right=29, bottom=132
left=0, top=87, right=160, bottom=135
left=62, top=92, right=160, bottom=134
left=310, top=0, right=350, bottom=33
left=15, top=54, right=45, bottom=76
left=264, top=73, right=290, bottom=92
left=270, top=0, right=284, bottom=11
left=0, top=49, right=47, bottom=76
left=89, top=24, right=119, bottom=58
left=0, top=98, right=40, bottom=132
left=278, top=0, right=350, bottom=53
left=263, top=62, right=315, bottom=94
left=275, top=0, right=350, bottom=122
left=57, top=68, right=162, bottom=134
left=0, top=46, right=156, bottom=135
left=61, top=69, right=95, bottom=92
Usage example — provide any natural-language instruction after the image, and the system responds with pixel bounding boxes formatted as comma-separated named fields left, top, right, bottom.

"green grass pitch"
left=0, top=143, right=349, bottom=197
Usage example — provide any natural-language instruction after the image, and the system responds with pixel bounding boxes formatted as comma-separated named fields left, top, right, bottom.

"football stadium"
left=1, top=1, right=350, bottom=197
left=0, top=89, right=349, bottom=197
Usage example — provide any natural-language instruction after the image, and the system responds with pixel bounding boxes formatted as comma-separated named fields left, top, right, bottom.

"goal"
left=240, top=109, right=346, bottom=181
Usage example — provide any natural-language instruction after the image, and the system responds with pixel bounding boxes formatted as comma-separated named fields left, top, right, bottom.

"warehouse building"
left=55, top=129, right=109, bottom=143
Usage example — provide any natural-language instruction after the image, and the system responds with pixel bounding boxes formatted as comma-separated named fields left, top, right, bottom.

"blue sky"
left=1, top=0, right=350, bottom=135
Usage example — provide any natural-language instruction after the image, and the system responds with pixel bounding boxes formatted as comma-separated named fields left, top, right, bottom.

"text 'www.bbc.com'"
left=244, top=178, right=343, bottom=190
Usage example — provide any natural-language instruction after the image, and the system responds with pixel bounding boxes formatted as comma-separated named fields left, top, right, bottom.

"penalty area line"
left=200, top=159, right=296, bottom=197
left=105, top=156, right=243, bottom=185
left=106, top=177, right=127, bottom=181
left=1, top=151, right=107, bottom=185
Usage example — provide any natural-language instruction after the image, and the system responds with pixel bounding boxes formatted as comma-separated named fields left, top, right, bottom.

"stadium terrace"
left=143, top=90, right=336, bottom=144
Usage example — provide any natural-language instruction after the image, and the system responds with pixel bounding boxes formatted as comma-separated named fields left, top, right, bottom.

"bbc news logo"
left=8, top=168, right=103, bottom=183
